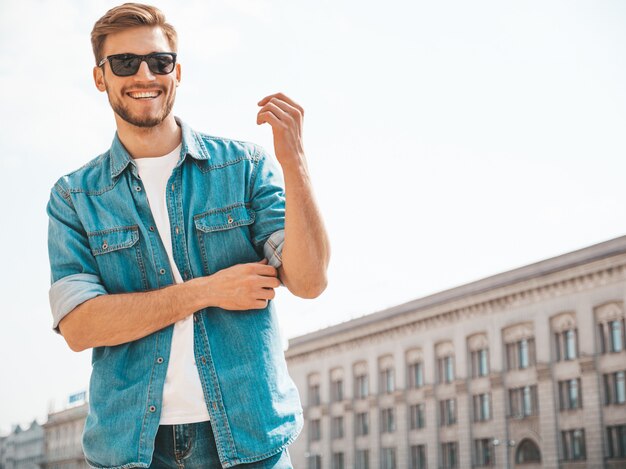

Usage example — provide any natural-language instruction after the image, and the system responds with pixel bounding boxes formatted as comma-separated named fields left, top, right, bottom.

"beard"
left=105, top=80, right=175, bottom=128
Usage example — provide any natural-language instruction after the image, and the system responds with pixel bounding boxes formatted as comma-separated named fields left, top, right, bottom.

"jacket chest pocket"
left=87, top=225, right=149, bottom=293
left=193, top=203, right=260, bottom=274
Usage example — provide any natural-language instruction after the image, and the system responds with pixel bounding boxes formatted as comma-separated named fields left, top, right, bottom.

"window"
left=309, top=419, right=321, bottom=441
left=471, top=349, right=490, bottom=377
left=611, top=320, right=624, bottom=352
left=437, top=356, right=455, bottom=384
left=307, top=455, right=321, bottom=469
left=474, top=438, right=494, bottom=466
left=599, top=319, right=626, bottom=354
left=409, top=403, right=426, bottom=429
left=355, top=449, right=369, bottom=469
left=330, top=379, right=343, bottom=402
left=561, top=429, right=586, bottom=461
left=355, top=374, right=369, bottom=399
left=441, top=442, right=458, bottom=469
left=439, top=399, right=457, bottom=426
left=410, top=445, right=427, bottom=469
left=558, top=379, right=582, bottom=410
left=331, top=452, right=344, bottom=469
left=381, top=447, right=396, bottom=469
left=331, top=416, right=344, bottom=439
left=355, top=411, right=369, bottom=436
left=380, top=368, right=395, bottom=394
left=308, top=384, right=320, bottom=406
left=607, top=425, right=626, bottom=459
left=604, top=371, right=626, bottom=405
left=381, top=407, right=396, bottom=433
left=473, top=393, right=491, bottom=422
left=508, top=385, right=538, bottom=418
left=515, top=439, right=541, bottom=463
left=408, top=362, right=424, bottom=388
left=506, top=338, right=536, bottom=370
left=555, top=329, right=578, bottom=361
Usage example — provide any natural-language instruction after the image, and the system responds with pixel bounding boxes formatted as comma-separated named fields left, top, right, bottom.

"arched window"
left=515, top=439, right=541, bottom=464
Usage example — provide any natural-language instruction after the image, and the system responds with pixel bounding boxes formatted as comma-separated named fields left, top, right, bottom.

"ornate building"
left=285, top=236, right=626, bottom=469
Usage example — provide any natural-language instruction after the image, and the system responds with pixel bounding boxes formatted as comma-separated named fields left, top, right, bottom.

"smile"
left=126, top=90, right=162, bottom=99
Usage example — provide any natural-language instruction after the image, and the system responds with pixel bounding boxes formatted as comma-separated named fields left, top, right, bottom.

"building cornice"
left=286, top=236, right=626, bottom=362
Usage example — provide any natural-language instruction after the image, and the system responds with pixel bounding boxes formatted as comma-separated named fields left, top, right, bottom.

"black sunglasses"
left=98, top=52, right=177, bottom=77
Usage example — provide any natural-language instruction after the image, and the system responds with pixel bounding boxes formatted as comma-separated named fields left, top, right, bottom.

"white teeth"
left=128, top=91, right=159, bottom=99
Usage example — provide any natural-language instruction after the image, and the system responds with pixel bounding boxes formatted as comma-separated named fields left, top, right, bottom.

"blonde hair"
left=91, top=3, right=178, bottom=64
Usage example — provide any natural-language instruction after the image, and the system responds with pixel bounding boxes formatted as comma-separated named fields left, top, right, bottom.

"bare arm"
left=278, top=160, right=330, bottom=298
left=60, top=260, right=279, bottom=352
left=257, top=93, right=331, bottom=298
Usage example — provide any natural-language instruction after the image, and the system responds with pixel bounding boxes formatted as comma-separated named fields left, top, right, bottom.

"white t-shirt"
left=134, top=143, right=211, bottom=424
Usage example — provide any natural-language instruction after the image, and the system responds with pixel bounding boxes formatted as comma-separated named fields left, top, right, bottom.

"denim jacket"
left=46, top=117, right=303, bottom=468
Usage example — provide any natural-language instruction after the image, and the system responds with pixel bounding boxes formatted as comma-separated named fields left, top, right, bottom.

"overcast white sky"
left=1, top=0, right=625, bottom=435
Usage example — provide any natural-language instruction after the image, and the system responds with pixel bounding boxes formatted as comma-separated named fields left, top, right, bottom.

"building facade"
left=0, top=421, right=44, bottom=469
left=285, top=236, right=626, bottom=469
left=40, top=402, right=88, bottom=469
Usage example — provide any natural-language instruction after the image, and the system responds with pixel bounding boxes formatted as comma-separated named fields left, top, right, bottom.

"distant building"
left=41, top=402, right=89, bottom=469
left=285, top=236, right=626, bottom=469
left=0, top=421, right=44, bottom=469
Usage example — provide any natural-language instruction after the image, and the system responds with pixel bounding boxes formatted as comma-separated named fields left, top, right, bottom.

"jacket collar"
left=109, top=116, right=211, bottom=178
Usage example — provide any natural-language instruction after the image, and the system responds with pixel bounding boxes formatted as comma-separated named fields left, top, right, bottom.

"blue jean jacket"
left=46, top=117, right=303, bottom=468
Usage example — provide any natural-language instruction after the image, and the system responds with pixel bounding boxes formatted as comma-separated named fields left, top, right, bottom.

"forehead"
left=102, top=26, right=172, bottom=56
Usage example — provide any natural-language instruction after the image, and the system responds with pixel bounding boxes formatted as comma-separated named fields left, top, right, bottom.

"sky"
left=1, top=0, right=625, bottom=435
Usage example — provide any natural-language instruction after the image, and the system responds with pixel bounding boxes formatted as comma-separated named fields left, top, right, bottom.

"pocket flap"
left=194, top=204, right=255, bottom=233
left=87, top=226, right=139, bottom=256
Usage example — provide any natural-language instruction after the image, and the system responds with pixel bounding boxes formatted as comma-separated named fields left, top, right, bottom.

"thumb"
left=257, top=258, right=269, bottom=264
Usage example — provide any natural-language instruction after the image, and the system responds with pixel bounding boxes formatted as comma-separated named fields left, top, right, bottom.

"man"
left=46, top=3, right=330, bottom=468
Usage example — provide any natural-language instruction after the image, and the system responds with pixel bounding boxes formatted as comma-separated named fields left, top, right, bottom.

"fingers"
left=256, top=287, right=276, bottom=301
left=248, top=262, right=278, bottom=277
left=256, top=109, right=284, bottom=128
left=257, top=99, right=301, bottom=125
left=259, top=275, right=281, bottom=289
left=253, top=299, right=269, bottom=309
left=258, top=92, right=304, bottom=115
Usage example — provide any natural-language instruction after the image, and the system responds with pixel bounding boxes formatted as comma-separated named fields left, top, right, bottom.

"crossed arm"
left=52, top=93, right=329, bottom=352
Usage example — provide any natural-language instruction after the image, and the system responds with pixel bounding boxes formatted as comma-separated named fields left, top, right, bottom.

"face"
left=93, top=26, right=181, bottom=128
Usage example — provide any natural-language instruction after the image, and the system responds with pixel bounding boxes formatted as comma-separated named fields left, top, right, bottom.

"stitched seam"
left=138, top=331, right=159, bottom=461
left=247, top=146, right=263, bottom=204
left=195, top=318, right=238, bottom=458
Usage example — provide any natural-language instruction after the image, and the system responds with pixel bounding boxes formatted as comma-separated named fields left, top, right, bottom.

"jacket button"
left=102, top=242, right=108, bottom=250
left=201, top=357, right=207, bottom=365
left=156, top=357, right=164, bottom=364
left=149, top=405, right=156, bottom=412
left=227, top=215, right=233, bottom=224
left=149, top=226, right=155, bottom=232
left=135, top=186, right=142, bottom=191
left=159, top=268, right=166, bottom=275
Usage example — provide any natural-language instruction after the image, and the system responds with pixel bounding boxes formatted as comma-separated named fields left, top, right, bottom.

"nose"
left=133, top=59, right=156, bottom=81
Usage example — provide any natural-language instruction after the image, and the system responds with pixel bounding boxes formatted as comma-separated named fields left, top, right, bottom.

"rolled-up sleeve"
left=248, top=146, right=286, bottom=285
left=47, top=181, right=107, bottom=335
left=263, top=229, right=284, bottom=269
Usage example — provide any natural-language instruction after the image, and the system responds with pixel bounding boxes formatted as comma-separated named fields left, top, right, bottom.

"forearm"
left=60, top=278, right=209, bottom=352
left=279, top=158, right=330, bottom=298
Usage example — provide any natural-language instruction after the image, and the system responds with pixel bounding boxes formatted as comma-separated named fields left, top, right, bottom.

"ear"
left=93, top=66, right=106, bottom=92
left=175, top=62, right=181, bottom=87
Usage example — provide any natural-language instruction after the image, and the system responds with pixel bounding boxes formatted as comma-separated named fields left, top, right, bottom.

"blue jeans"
left=148, top=421, right=293, bottom=468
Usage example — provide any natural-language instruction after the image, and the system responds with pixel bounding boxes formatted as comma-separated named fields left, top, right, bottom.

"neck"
left=114, top=113, right=182, bottom=159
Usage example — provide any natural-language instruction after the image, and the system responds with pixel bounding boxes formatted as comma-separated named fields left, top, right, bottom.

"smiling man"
left=46, top=3, right=330, bottom=469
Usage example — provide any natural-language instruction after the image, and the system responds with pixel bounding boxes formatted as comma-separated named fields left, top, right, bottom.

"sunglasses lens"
left=106, top=53, right=176, bottom=76
left=110, top=56, right=140, bottom=76
left=148, top=54, right=175, bottom=74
